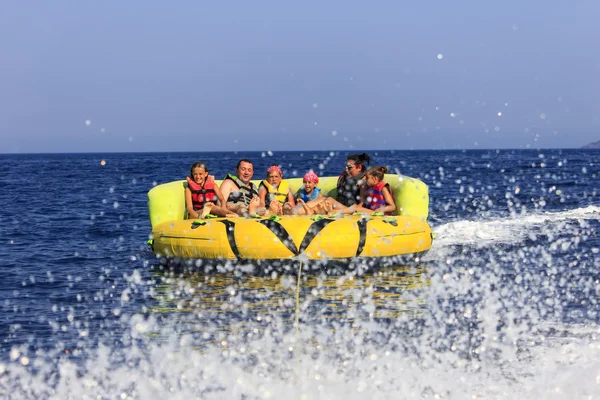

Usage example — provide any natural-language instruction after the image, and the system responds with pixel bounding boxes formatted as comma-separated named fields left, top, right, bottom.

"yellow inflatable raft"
left=147, top=174, right=432, bottom=263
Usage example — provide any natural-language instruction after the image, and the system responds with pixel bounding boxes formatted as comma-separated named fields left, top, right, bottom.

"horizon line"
left=1, top=146, right=596, bottom=156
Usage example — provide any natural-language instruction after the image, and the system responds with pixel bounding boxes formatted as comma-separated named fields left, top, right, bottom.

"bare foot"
left=201, top=202, right=214, bottom=218
left=248, top=196, right=260, bottom=214
left=282, top=203, right=293, bottom=215
left=269, top=201, right=282, bottom=215
left=225, top=212, right=238, bottom=218
left=297, top=199, right=312, bottom=215
left=322, top=199, right=333, bottom=213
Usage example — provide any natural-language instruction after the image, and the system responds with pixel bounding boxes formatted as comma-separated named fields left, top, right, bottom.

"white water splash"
left=431, top=205, right=600, bottom=249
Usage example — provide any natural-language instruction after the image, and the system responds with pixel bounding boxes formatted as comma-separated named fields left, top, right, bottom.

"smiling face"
left=191, top=166, right=208, bottom=185
left=236, top=161, right=254, bottom=183
left=345, top=160, right=363, bottom=178
left=267, top=170, right=282, bottom=187
left=303, top=179, right=316, bottom=194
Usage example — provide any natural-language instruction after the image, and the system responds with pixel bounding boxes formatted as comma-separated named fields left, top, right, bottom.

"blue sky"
left=1, top=1, right=599, bottom=153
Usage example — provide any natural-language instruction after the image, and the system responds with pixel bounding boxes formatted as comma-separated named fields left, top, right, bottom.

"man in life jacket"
left=220, top=159, right=260, bottom=216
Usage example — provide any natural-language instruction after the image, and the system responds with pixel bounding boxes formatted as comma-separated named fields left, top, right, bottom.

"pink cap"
left=303, top=170, right=319, bottom=183
left=267, top=165, right=282, bottom=176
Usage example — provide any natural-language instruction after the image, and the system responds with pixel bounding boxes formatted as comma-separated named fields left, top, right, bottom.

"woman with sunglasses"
left=336, top=153, right=371, bottom=206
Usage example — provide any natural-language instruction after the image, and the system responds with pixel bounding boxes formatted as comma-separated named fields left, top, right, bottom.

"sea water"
left=0, top=149, right=599, bottom=399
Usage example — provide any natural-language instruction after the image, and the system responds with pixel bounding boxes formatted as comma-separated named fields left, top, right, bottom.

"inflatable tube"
left=148, top=174, right=432, bottom=262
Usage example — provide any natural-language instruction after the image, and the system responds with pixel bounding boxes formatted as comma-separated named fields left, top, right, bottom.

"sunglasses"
left=346, top=164, right=356, bottom=170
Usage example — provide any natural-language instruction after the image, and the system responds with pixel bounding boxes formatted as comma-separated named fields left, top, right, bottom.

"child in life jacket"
left=289, top=170, right=333, bottom=215
left=258, top=165, right=296, bottom=215
left=329, top=166, right=396, bottom=216
left=295, top=170, right=322, bottom=202
left=185, top=162, right=238, bottom=219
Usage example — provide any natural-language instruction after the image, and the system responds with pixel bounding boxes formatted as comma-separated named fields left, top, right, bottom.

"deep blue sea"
left=1, top=149, right=599, bottom=399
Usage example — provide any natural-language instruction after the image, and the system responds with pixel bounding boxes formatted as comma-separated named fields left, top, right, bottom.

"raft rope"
left=294, top=260, right=303, bottom=335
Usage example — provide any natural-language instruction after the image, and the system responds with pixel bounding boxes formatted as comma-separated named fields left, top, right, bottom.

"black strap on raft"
left=256, top=219, right=298, bottom=256
left=216, top=217, right=368, bottom=260
left=297, top=218, right=336, bottom=254
left=213, top=217, right=339, bottom=259
left=216, top=220, right=241, bottom=259
left=355, top=218, right=370, bottom=257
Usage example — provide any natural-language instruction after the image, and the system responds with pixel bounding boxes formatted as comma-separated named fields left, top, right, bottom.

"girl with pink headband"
left=296, top=170, right=322, bottom=202
left=257, top=164, right=296, bottom=214
left=289, top=170, right=340, bottom=216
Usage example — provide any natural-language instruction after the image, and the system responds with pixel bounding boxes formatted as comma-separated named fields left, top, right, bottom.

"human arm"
left=286, top=189, right=296, bottom=207
left=213, top=183, right=230, bottom=210
left=220, top=179, right=234, bottom=204
left=258, top=184, right=268, bottom=208
left=185, top=187, right=201, bottom=219
left=359, top=184, right=369, bottom=205
left=374, top=185, right=397, bottom=214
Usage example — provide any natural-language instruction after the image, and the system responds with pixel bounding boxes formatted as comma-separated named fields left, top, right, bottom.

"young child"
left=185, top=162, right=237, bottom=219
left=329, top=166, right=396, bottom=216
left=258, top=165, right=296, bottom=213
left=296, top=170, right=323, bottom=202
left=288, top=170, right=332, bottom=215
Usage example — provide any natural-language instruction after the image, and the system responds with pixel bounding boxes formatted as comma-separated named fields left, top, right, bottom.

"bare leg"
left=328, top=203, right=355, bottom=217
left=207, top=205, right=238, bottom=218
left=314, top=199, right=333, bottom=215
left=298, top=199, right=314, bottom=215
left=248, top=197, right=268, bottom=216
left=269, top=201, right=283, bottom=216
left=282, top=203, right=293, bottom=215
left=323, top=197, right=347, bottom=210
left=226, top=203, right=247, bottom=216
left=328, top=203, right=373, bottom=216
left=290, top=202, right=308, bottom=215
left=201, top=202, right=214, bottom=218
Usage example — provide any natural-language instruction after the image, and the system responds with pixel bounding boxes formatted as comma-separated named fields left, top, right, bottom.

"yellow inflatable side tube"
left=151, top=214, right=432, bottom=260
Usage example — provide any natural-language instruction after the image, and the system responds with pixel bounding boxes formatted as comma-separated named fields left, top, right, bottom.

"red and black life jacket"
left=365, top=181, right=390, bottom=213
left=186, top=176, right=216, bottom=210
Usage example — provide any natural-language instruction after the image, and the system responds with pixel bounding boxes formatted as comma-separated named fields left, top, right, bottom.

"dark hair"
left=366, top=165, right=387, bottom=180
left=236, top=159, right=253, bottom=169
left=347, top=153, right=371, bottom=172
left=190, top=161, right=208, bottom=177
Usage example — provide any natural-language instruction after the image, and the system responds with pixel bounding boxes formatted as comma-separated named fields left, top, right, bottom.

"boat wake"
left=427, top=205, right=600, bottom=259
